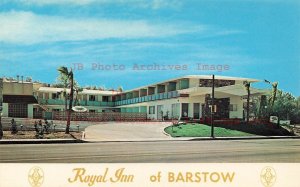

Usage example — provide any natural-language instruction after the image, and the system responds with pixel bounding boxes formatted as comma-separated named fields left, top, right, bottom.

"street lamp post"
left=211, top=75, right=215, bottom=138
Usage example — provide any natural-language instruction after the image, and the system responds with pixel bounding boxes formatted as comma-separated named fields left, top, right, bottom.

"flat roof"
left=38, top=87, right=119, bottom=95
left=81, top=89, right=120, bottom=95
left=38, top=87, right=66, bottom=93
left=122, top=75, right=261, bottom=93
left=37, top=75, right=261, bottom=95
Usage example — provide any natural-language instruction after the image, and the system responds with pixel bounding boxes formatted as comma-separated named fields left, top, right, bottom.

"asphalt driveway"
left=84, top=122, right=176, bottom=141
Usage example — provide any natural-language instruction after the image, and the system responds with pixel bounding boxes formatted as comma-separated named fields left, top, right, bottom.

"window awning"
left=3, top=95, right=38, bottom=104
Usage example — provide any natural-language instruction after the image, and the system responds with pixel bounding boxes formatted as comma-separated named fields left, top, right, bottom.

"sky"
left=0, top=0, right=299, bottom=96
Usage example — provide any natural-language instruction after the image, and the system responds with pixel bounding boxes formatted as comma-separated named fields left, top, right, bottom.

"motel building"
left=0, top=75, right=267, bottom=121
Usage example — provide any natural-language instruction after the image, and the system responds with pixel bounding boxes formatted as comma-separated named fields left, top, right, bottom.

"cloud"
left=19, top=0, right=100, bottom=6
left=12, top=0, right=182, bottom=9
left=0, top=11, right=204, bottom=44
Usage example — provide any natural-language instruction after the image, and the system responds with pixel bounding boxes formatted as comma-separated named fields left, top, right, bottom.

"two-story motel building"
left=0, top=75, right=266, bottom=120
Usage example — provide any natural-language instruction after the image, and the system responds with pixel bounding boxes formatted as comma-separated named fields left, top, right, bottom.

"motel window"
left=102, top=96, right=109, bottom=102
left=89, top=110, right=96, bottom=113
left=230, top=104, right=238, bottom=111
left=52, top=93, right=59, bottom=99
left=52, top=109, right=60, bottom=112
left=89, top=95, right=96, bottom=101
left=149, top=106, right=155, bottom=114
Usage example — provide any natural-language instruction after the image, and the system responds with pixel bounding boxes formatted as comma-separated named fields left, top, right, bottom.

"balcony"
left=39, top=99, right=115, bottom=107
left=87, top=101, right=101, bottom=106
left=39, top=99, right=64, bottom=105
left=115, top=90, right=179, bottom=106
left=86, top=101, right=115, bottom=107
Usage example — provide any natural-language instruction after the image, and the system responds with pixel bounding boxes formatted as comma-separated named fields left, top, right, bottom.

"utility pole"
left=211, top=75, right=215, bottom=138
left=0, top=78, right=3, bottom=139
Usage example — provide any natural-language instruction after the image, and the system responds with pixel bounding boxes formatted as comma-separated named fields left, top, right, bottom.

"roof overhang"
left=178, top=84, right=268, bottom=97
left=3, top=95, right=38, bottom=104
left=123, top=75, right=261, bottom=93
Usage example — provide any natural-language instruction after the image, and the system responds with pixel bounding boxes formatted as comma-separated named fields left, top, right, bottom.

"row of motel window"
left=50, top=93, right=109, bottom=102
left=89, top=95, right=110, bottom=101
left=5, top=102, right=237, bottom=118
left=148, top=104, right=182, bottom=116
left=148, top=104, right=238, bottom=115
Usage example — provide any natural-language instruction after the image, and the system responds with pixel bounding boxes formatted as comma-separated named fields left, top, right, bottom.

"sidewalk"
left=0, top=139, right=83, bottom=144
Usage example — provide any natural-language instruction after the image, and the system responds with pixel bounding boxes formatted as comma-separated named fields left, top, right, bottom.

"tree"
left=293, top=97, right=300, bottom=123
left=250, top=96, right=260, bottom=120
left=271, top=90, right=298, bottom=122
left=0, top=78, right=3, bottom=139
left=57, top=66, right=74, bottom=134
left=243, top=81, right=251, bottom=124
left=56, top=73, right=69, bottom=111
left=73, top=81, right=83, bottom=106
left=264, top=80, right=278, bottom=109
left=98, top=86, right=105, bottom=90
left=117, top=86, right=123, bottom=92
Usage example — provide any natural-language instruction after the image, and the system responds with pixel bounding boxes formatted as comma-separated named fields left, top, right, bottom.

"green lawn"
left=165, top=123, right=255, bottom=137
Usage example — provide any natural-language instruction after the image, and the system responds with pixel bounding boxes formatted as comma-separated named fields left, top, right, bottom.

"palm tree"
left=264, top=80, right=278, bottom=109
left=244, top=81, right=251, bottom=124
left=73, top=82, right=83, bottom=106
left=57, top=73, right=69, bottom=111
left=0, top=78, right=3, bottom=139
left=57, top=66, right=74, bottom=134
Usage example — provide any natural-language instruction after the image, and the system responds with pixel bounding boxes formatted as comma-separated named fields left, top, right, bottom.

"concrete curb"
left=1, top=136, right=299, bottom=144
left=0, top=139, right=84, bottom=144
left=83, top=136, right=300, bottom=143
left=189, top=136, right=300, bottom=141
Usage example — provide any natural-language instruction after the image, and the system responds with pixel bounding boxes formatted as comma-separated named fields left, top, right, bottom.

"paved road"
left=0, top=139, right=300, bottom=163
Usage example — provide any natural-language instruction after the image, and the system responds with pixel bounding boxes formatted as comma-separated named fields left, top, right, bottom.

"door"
left=181, top=103, right=189, bottom=118
left=157, top=105, right=163, bottom=120
left=193, top=103, right=200, bottom=119
left=171, top=103, right=180, bottom=119
left=215, top=98, right=230, bottom=119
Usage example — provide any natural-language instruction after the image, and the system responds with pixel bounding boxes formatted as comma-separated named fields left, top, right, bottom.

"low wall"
left=34, top=111, right=148, bottom=122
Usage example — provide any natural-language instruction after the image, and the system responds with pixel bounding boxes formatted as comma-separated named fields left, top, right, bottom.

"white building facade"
left=1, top=75, right=267, bottom=120
left=114, top=75, right=266, bottom=120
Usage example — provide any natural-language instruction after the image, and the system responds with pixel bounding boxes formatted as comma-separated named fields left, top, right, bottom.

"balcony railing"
left=114, top=90, right=179, bottom=106
left=39, top=99, right=65, bottom=105
left=39, top=91, right=179, bottom=107
left=39, top=99, right=115, bottom=107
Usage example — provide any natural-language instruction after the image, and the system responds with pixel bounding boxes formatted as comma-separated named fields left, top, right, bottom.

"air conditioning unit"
left=270, top=116, right=278, bottom=123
